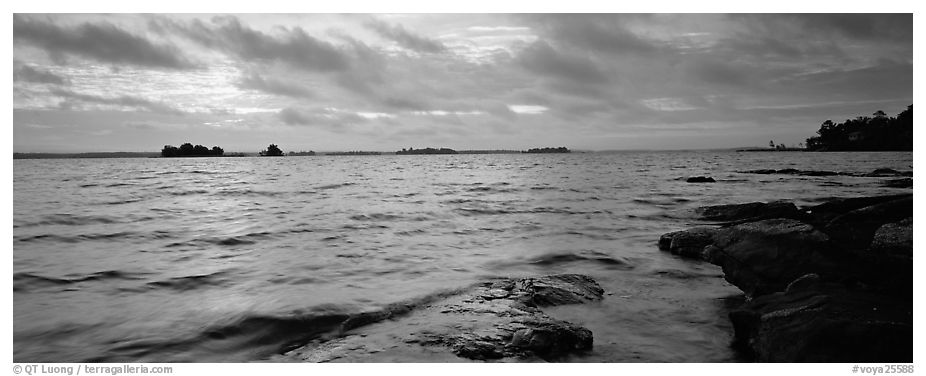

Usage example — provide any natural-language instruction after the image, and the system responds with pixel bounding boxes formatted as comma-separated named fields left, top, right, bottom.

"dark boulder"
left=869, top=217, right=913, bottom=257
left=708, top=218, right=834, bottom=296
left=686, top=176, right=716, bottom=183
left=658, top=227, right=718, bottom=260
left=695, top=201, right=803, bottom=222
left=804, top=193, right=911, bottom=225
left=822, top=195, right=912, bottom=251
left=729, top=281, right=912, bottom=362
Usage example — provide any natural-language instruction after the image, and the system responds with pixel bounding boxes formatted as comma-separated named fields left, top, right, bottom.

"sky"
left=12, top=13, right=913, bottom=153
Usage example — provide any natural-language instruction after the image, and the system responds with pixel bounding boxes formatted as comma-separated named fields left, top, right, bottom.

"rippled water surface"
left=13, top=151, right=912, bottom=362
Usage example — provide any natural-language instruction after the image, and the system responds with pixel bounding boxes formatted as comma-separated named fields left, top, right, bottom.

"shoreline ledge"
left=277, top=274, right=604, bottom=362
left=659, top=193, right=912, bottom=362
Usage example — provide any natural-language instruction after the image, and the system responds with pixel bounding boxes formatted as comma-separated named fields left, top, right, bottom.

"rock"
left=708, top=218, right=833, bottom=296
left=658, top=227, right=718, bottom=260
left=805, top=193, right=910, bottom=225
left=686, top=176, right=716, bottom=183
left=514, top=274, right=605, bottom=307
left=882, top=178, right=912, bottom=188
left=282, top=274, right=603, bottom=362
left=822, top=195, right=912, bottom=251
left=508, top=320, right=594, bottom=358
left=695, top=201, right=803, bottom=222
left=729, top=282, right=912, bottom=362
left=740, top=169, right=840, bottom=176
left=864, top=168, right=909, bottom=177
left=869, top=218, right=913, bottom=257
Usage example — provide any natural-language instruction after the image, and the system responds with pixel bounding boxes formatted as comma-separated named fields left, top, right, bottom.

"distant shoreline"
left=14, top=149, right=914, bottom=159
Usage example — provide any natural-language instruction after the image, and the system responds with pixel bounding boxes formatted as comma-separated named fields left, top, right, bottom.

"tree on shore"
left=260, top=144, right=284, bottom=156
left=805, top=105, right=912, bottom=151
left=161, top=143, right=224, bottom=157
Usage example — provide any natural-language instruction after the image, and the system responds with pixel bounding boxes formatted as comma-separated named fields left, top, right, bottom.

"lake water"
left=13, top=151, right=912, bottom=362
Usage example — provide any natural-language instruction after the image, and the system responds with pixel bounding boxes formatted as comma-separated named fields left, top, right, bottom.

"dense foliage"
left=161, top=143, right=224, bottom=157
left=396, top=147, right=458, bottom=155
left=523, top=147, right=571, bottom=153
left=805, top=106, right=912, bottom=151
left=261, top=144, right=285, bottom=156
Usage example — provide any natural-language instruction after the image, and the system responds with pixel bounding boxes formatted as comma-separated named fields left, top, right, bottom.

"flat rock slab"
left=277, top=274, right=604, bottom=362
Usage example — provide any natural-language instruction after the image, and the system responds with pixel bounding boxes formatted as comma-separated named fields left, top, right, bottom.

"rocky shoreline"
left=273, top=193, right=911, bottom=363
left=659, top=193, right=912, bottom=362
left=276, top=274, right=605, bottom=362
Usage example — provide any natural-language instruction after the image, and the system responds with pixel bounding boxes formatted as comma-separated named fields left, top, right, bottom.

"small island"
left=287, top=151, right=316, bottom=156
left=805, top=105, right=912, bottom=151
left=396, top=147, right=457, bottom=155
left=523, top=147, right=570, bottom=154
left=260, top=144, right=285, bottom=157
left=161, top=143, right=224, bottom=157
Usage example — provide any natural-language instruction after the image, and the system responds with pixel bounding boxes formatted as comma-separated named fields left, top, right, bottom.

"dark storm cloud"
left=364, top=19, right=446, bottom=53
left=524, top=14, right=660, bottom=56
left=761, top=14, right=913, bottom=42
left=14, top=63, right=69, bottom=85
left=776, top=60, right=913, bottom=100
left=517, top=41, right=609, bottom=85
left=13, top=15, right=194, bottom=69
left=152, top=16, right=350, bottom=72
left=236, top=72, right=314, bottom=99
left=51, top=89, right=184, bottom=115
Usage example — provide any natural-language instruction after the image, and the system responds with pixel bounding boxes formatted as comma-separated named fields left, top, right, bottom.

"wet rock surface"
left=658, top=194, right=912, bottom=362
left=278, top=274, right=604, bottom=362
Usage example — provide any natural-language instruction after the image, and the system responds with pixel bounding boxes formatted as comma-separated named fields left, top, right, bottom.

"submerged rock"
left=281, top=274, right=604, bottom=362
left=882, top=178, right=913, bottom=188
left=686, top=176, right=716, bottom=183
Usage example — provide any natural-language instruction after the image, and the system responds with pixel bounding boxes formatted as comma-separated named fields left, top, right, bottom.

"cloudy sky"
left=13, top=13, right=912, bottom=153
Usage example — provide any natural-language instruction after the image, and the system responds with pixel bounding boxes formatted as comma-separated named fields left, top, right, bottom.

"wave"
left=527, top=251, right=635, bottom=270
left=16, top=231, right=144, bottom=243
left=14, top=270, right=146, bottom=292
left=317, top=183, right=355, bottom=190
left=17, top=214, right=119, bottom=227
left=92, top=288, right=467, bottom=362
left=143, top=271, right=231, bottom=292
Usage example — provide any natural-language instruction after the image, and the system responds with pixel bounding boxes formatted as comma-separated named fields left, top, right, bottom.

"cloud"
left=14, top=63, right=69, bottom=85
left=762, top=14, right=912, bottom=42
left=50, top=88, right=184, bottom=115
left=236, top=72, right=314, bottom=98
left=365, top=18, right=446, bottom=53
left=153, top=15, right=350, bottom=72
left=517, top=41, right=609, bottom=86
left=524, top=14, right=659, bottom=56
left=507, top=105, right=548, bottom=115
left=14, top=15, right=194, bottom=69
left=278, top=107, right=367, bottom=128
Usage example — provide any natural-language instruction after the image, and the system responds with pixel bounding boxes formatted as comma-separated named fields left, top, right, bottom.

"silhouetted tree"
left=161, top=143, right=225, bottom=157
left=261, top=144, right=284, bottom=156
left=806, top=106, right=912, bottom=151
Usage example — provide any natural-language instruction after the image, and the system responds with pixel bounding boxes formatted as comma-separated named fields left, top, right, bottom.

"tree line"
left=805, top=105, right=912, bottom=151
left=161, top=143, right=224, bottom=157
